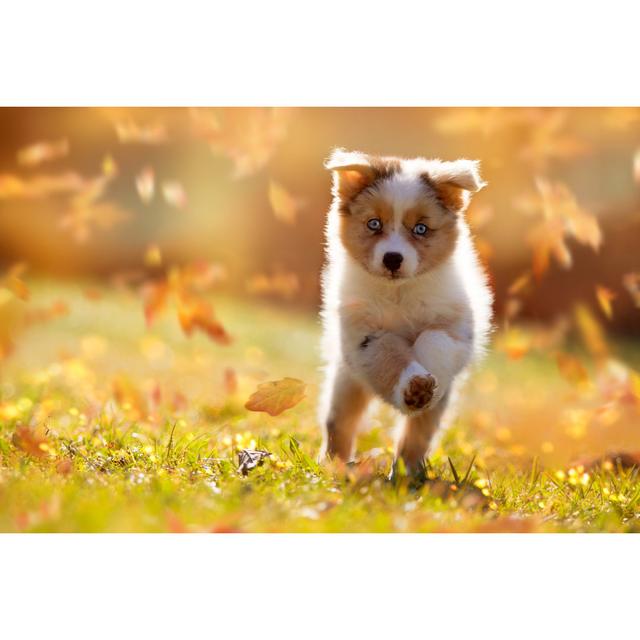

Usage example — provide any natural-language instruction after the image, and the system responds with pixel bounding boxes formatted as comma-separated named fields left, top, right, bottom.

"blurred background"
left=1, top=107, right=639, bottom=333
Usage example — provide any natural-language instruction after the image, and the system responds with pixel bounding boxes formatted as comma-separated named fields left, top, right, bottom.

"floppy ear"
left=324, top=148, right=376, bottom=200
left=425, top=159, right=486, bottom=213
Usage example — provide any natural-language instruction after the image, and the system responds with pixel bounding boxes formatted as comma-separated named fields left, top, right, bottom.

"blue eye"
left=413, top=223, right=428, bottom=236
left=367, top=218, right=382, bottom=232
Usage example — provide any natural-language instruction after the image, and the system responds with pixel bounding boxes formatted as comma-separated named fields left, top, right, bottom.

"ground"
left=1, top=280, right=640, bottom=532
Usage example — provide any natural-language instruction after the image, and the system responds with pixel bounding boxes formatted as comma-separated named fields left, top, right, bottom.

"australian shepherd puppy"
left=319, top=149, right=493, bottom=478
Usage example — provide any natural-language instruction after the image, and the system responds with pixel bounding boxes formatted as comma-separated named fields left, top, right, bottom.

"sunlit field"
left=1, top=279, right=640, bottom=533
left=2, top=107, right=640, bottom=532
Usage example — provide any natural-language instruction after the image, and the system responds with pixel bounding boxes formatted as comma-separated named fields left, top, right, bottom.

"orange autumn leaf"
left=12, top=425, right=49, bottom=458
left=556, top=352, right=590, bottom=387
left=268, top=180, right=303, bottom=224
left=142, top=281, right=170, bottom=327
left=136, top=166, right=155, bottom=204
left=622, top=272, right=640, bottom=308
left=177, top=298, right=231, bottom=345
left=2, top=262, right=30, bottom=301
left=17, top=138, right=69, bottom=167
left=244, top=377, right=306, bottom=416
left=223, top=367, right=238, bottom=395
left=0, top=172, right=85, bottom=199
left=595, top=285, right=616, bottom=320
left=574, top=304, right=609, bottom=362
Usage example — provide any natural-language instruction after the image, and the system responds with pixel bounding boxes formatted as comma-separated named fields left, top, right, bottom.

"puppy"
left=318, top=149, right=493, bottom=477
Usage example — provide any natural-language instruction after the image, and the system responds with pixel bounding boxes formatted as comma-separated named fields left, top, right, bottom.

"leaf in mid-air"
left=268, top=180, right=302, bottom=224
left=244, top=378, right=306, bottom=416
left=595, top=285, right=616, bottom=320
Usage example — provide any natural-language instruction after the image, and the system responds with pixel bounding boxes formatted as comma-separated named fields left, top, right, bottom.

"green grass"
left=1, top=280, right=640, bottom=532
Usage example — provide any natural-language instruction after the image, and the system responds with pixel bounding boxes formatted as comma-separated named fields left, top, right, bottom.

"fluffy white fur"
left=318, top=151, right=493, bottom=469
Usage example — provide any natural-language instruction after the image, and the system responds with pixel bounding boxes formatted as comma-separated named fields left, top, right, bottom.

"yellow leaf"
left=244, top=377, right=306, bottom=416
left=268, top=180, right=301, bottom=224
left=595, top=285, right=616, bottom=320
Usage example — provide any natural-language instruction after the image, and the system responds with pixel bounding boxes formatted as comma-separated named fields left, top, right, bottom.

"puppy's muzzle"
left=383, top=252, right=403, bottom=274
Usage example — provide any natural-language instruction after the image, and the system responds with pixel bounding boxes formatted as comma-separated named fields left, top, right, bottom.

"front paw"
left=403, top=373, right=437, bottom=411
left=393, top=362, right=438, bottom=413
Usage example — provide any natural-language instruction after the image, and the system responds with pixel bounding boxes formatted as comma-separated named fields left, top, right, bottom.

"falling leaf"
left=244, top=377, right=306, bottom=416
left=0, top=172, right=85, bottom=199
left=177, top=297, right=232, bottom=345
left=237, top=449, right=271, bottom=476
left=17, top=138, right=69, bottom=167
left=12, top=425, right=49, bottom=458
left=507, top=271, right=532, bottom=296
left=224, top=368, right=238, bottom=395
left=574, top=304, right=609, bottom=361
left=1, top=263, right=30, bottom=301
left=268, top=180, right=303, bottom=224
left=144, top=244, right=162, bottom=267
left=115, top=120, right=167, bottom=144
left=595, top=285, right=616, bottom=320
left=522, top=178, right=602, bottom=280
left=141, top=281, right=170, bottom=327
left=162, top=181, right=187, bottom=209
left=622, top=272, right=640, bottom=307
left=556, top=352, right=590, bottom=387
left=136, top=167, right=155, bottom=204
left=190, top=107, right=291, bottom=178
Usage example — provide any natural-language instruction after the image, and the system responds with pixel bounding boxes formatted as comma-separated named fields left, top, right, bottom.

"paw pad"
left=403, top=374, right=437, bottom=411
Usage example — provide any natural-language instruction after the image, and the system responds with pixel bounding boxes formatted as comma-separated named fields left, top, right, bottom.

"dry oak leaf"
left=244, top=377, right=306, bottom=416
left=13, top=425, right=49, bottom=458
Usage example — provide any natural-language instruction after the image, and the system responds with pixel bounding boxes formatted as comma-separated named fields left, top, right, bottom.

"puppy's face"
left=326, top=150, right=485, bottom=280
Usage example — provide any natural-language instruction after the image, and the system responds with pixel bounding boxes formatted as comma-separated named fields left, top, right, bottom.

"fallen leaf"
left=12, top=425, right=49, bottom=458
left=245, top=378, right=306, bottom=416
left=17, top=138, right=69, bottom=167
left=237, top=449, right=271, bottom=476
left=595, top=285, right=616, bottom=320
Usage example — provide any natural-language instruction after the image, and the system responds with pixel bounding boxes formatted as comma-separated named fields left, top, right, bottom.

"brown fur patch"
left=421, top=173, right=469, bottom=213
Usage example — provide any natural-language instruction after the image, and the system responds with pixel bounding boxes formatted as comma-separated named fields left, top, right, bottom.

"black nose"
left=383, top=252, right=403, bottom=272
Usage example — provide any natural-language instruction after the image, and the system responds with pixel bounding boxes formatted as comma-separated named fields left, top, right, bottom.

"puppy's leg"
left=412, top=329, right=472, bottom=408
left=395, top=392, right=450, bottom=477
left=319, top=363, right=372, bottom=462
left=351, top=331, right=437, bottom=414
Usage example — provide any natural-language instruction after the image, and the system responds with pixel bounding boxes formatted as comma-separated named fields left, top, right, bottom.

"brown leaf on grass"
left=595, top=285, right=616, bottom=320
left=1, top=263, right=30, bottom=301
left=12, top=425, right=49, bottom=458
left=244, top=378, right=306, bottom=416
left=556, top=352, right=590, bottom=387
left=135, top=166, right=155, bottom=204
left=115, top=120, right=168, bottom=144
left=237, top=449, right=271, bottom=476
left=268, top=180, right=303, bottom=224
left=622, top=272, right=640, bottom=308
left=17, top=138, right=69, bottom=167
left=190, top=107, right=291, bottom=178
left=177, top=297, right=232, bottom=345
